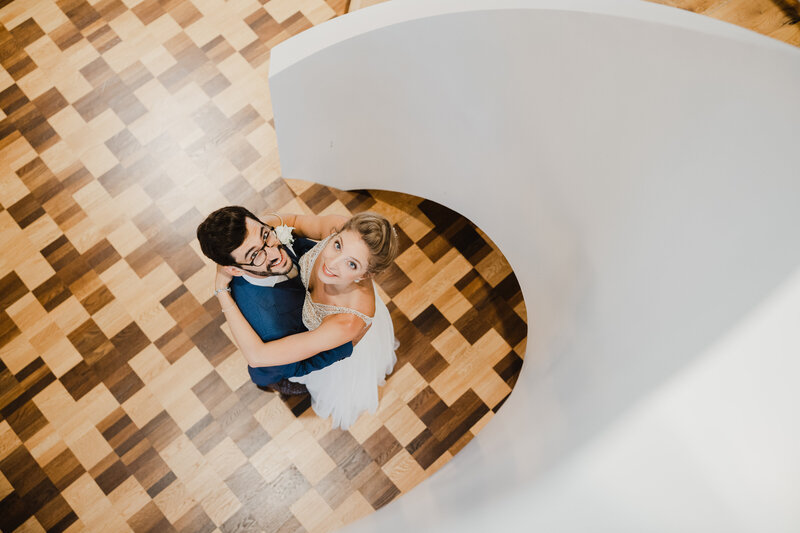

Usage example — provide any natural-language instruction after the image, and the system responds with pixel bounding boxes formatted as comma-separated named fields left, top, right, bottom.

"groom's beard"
left=241, top=246, right=294, bottom=277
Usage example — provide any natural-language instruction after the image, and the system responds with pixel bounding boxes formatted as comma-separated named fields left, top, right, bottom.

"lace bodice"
left=299, top=235, right=374, bottom=331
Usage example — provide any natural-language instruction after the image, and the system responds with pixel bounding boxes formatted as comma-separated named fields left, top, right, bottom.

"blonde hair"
left=341, top=212, right=399, bottom=274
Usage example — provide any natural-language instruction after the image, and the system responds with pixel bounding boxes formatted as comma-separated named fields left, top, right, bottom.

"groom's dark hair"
left=197, top=206, right=260, bottom=266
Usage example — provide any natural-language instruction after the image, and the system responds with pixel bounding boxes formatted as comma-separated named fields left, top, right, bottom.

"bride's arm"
left=265, top=213, right=347, bottom=240
left=222, top=293, right=363, bottom=366
left=215, top=270, right=363, bottom=367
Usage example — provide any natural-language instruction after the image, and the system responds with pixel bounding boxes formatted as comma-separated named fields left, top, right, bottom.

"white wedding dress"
left=289, top=236, right=397, bottom=430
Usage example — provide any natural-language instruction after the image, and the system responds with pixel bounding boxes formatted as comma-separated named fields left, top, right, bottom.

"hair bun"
left=341, top=212, right=399, bottom=274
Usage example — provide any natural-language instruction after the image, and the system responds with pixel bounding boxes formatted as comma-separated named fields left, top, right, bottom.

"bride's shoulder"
left=350, top=281, right=376, bottom=317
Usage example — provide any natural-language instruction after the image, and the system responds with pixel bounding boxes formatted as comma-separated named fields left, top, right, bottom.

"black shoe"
left=258, top=379, right=308, bottom=396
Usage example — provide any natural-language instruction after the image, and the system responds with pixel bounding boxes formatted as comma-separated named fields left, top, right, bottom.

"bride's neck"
left=320, top=280, right=358, bottom=297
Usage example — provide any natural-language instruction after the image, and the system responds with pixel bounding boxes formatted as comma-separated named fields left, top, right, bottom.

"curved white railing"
left=269, top=1, right=800, bottom=530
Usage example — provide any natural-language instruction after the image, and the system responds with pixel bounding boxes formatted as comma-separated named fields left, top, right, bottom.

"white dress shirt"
left=241, top=263, right=298, bottom=287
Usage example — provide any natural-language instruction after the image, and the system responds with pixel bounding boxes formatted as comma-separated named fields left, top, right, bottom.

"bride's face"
left=318, top=230, right=370, bottom=286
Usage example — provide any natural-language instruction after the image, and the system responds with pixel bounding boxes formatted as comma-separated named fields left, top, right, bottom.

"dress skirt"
left=290, top=285, right=397, bottom=430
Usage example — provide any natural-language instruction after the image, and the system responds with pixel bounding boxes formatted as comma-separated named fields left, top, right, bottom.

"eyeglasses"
left=237, top=224, right=281, bottom=267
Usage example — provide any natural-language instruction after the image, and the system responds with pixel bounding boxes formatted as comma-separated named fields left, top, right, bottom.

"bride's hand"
left=215, top=265, right=233, bottom=291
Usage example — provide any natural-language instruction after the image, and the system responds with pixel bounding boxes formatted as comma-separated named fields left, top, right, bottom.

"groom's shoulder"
left=230, top=276, right=278, bottom=311
left=230, top=275, right=261, bottom=296
left=231, top=275, right=251, bottom=288
left=293, top=236, right=317, bottom=257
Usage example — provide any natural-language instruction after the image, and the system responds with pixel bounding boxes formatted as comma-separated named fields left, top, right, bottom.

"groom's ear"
left=223, top=265, right=245, bottom=277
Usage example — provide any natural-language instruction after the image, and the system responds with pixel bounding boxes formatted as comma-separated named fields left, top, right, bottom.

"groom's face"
left=228, top=217, right=293, bottom=277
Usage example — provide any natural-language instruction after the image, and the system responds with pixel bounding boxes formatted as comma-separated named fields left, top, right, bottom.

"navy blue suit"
left=230, top=237, right=354, bottom=386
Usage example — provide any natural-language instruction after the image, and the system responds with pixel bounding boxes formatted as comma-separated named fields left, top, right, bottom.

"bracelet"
left=214, top=287, right=231, bottom=296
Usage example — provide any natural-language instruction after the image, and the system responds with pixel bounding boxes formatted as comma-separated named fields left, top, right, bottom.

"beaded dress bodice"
left=299, top=235, right=373, bottom=331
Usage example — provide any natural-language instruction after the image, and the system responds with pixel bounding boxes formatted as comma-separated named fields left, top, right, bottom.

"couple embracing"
left=197, top=207, right=399, bottom=430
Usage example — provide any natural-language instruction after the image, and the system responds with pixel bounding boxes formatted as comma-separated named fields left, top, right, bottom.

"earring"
left=355, top=278, right=362, bottom=282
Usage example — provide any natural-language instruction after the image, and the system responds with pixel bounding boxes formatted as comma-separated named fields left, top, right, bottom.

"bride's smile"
left=322, top=263, right=337, bottom=277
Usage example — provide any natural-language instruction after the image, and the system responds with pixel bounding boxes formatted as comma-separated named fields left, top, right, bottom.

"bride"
left=214, top=212, right=399, bottom=430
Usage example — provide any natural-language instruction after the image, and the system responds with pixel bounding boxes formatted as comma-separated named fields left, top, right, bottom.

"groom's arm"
left=290, top=340, right=353, bottom=376
left=230, top=278, right=354, bottom=377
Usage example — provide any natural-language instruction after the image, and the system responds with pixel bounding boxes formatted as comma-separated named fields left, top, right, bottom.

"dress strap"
left=312, top=301, right=374, bottom=325
left=300, top=234, right=332, bottom=289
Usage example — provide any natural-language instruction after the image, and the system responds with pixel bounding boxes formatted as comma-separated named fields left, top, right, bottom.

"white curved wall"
left=268, top=1, right=800, bottom=531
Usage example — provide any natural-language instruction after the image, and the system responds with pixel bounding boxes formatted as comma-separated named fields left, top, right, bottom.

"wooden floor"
left=0, top=0, right=797, bottom=532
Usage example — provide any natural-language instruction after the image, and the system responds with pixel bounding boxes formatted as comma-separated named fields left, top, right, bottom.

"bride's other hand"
left=279, top=213, right=348, bottom=240
left=215, top=264, right=233, bottom=290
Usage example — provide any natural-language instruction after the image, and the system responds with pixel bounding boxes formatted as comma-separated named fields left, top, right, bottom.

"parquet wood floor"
left=0, top=1, right=528, bottom=531
left=0, top=0, right=796, bottom=532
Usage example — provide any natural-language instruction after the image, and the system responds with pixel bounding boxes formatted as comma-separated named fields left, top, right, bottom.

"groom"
left=196, top=206, right=353, bottom=395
